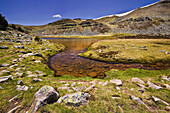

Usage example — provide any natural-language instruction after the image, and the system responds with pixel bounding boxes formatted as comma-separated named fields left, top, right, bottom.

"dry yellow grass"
left=80, top=39, right=170, bottom=63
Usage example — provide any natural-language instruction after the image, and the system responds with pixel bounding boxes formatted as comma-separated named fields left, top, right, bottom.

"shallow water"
left=45, top=38, right=169, bottom=78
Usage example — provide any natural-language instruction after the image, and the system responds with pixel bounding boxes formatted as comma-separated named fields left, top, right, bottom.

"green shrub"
left=34, top=36, right=41, bottom=41
left=0, top=13, right=8, bottom=31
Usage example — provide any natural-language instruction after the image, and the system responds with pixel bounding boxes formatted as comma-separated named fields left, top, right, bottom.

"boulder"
left=0, top=46, right=9, bottom=49
left=147, top=81, right=162, bottom=89
left=0, top=75, right=12, bottom=83
left=131, top=77, right=145, bottom=84
left=31, top=85, right=59, bottom=113
left=57, top=92, right=90, bottom=107
left=110, top=79, right=122, bottom=86
left=16, top=85, right=29, bottom=91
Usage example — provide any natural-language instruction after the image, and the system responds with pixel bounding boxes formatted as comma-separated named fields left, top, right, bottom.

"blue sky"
left=0, top=0, right=160, bottom=25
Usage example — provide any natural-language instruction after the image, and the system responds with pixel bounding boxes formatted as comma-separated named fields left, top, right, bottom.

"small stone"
left=88, top=72, right=97, bottom=78
left=152, top=96, right=169, bottom=106
left=138, top=89, right=144, bottom=93
left=130, top=95, right=145, bottom=104
left=102, top=81, right=108, bottom=86
left=130, top=88, right=134, bottom=91
left=8, top=106, right=21, bottom=113
left=34, top=71, right=42, bottom=74
left=99, top=50, right=103, bottom=53
left=1, top=63, right=10, bottom=67
left=17, top=80, right=23, bottom=85
left=136, top=83, right=146, bottom=88
left=13, top=45, right=24, bottom=49
left=35, top=60, right=41, bottom=63
left=84, top=85, right=95, bottom=92
left=28, top=74, right=37, bottom=77
left=110, top=79, right=122, bottom=86
left=161, top=76, right=170, bottom=81
left=164, top=84, right=170, bottom=90
left=116, top=86, right=121, bottom=90
left=0, top=86, right=3, bottom=89
left=32, top=78, right=43, bottom=82
left=26, top=71, right=32, bottom=74
left=16, top=85, right=29, bottom=91
left=0, top=46, right=9, bottom=49
left=71, top=82, right=76, bottom=87
left=15, top=72, right=24, bottom=77
left=0, top=75, right=12, bottom=83
left=147, top=81, right=162, bottom=89
left=132, top=77, right=145, bottom=84
left=68, top=68, right=73, bottom=72
left=9, top=93, right=22, bottom=102
left=165, top=51, right=169, bottom=54
left=72, top=86, right=87, bottom=92
left=112, top=95, right=120, bottom=99
left=0, top=70, right=10, bottom=75
left=58, top=87, right=69, bottom=90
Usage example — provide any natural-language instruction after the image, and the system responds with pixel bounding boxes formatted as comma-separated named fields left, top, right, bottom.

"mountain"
left=97, top=0, right=170, bottom=36
left=21, top=0, right=170, bottom=36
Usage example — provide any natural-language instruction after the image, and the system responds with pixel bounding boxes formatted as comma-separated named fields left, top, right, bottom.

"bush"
left=0, top=13, right=8, bottom=31
left=34, top=36, right=41, bottom=41
left=18, top=27, right=24, bottom=32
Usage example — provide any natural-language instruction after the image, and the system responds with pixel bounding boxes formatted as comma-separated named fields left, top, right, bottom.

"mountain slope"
left=108, top=0, right=170, bottom=36
left=20, top=0, right=170, bottom=36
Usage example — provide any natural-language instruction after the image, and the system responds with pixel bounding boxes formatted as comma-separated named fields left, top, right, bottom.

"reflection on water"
left=46, top=38, right=169, bottom=78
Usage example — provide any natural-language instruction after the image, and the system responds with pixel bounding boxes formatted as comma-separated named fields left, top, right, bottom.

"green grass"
left=80, top=39, right=170, bottom=64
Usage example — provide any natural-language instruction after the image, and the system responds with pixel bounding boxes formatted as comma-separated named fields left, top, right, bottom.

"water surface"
left=46, top=38, right=169, bottom=78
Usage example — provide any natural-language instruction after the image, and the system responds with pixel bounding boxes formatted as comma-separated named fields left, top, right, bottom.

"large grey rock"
left=147, top=81, right=162, bottom=89
left=0, top=46, right=9, bottom=49
left=57, top=92, right=90, bottom=107
left=0, top=75, right=12, bottom=83
left=31, top=85, right=59, bottom=113
left=110, top=79, right=122, bottom=86
left=16, top=85, right=29, bottom=91
left=132, top=77, right=145, bottom=84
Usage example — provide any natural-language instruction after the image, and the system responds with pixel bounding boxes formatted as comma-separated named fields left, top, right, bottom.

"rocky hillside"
left=20, top=0, right=170, bottom=36
left=22, top=19, right=112, bottom=36
left=109, top=0, right=170, bottom=36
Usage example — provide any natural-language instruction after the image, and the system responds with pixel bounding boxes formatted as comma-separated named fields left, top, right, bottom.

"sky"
left=0, top=0, right=160, bottom=25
